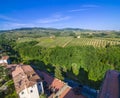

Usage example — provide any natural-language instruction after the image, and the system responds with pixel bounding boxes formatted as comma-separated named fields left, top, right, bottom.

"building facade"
left=12, top=64, right=44, bottom=98
left=98, top=70, right=119, bottom=98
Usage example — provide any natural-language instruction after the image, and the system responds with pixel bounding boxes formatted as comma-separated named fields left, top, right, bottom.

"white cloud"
left=68, top=8, right=88, bottom=12
left=36, top=15, right=71, bottom=24
left=68, top=4, right=100, bottom=13
left=0, top=14, right=18, bottom=21
left=0, top=14, right=71, bottom=30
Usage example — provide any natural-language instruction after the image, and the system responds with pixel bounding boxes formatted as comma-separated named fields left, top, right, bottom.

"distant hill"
left=0, top=27, right=120, bottom=33
left=0, top=27, right=120, bottom=40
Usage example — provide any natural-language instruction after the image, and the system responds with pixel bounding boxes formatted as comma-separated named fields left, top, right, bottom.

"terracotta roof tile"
left=37, top=70, right=85, bottom=98
left=60, top=87, right=86, bottom=98
left=12, top=64, right=41, bottom=93
left=7, top=64, right=17, bottom=69
left=40, top=71, right=64, bottom=90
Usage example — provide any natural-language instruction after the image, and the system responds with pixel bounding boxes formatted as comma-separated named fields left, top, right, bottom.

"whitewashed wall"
left=19, top=83, right=40, bottom=98
left=0, top=60, right=8, bottom=64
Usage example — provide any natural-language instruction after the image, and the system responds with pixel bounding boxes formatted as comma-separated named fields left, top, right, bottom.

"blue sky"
left=0, top=0, right=120, bottom=30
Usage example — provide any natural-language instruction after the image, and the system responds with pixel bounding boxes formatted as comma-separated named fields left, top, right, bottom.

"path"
left=62, top=38, right=73, bottom=47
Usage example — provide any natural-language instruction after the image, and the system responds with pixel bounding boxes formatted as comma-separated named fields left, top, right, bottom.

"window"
left=21, top=92, right=24, bottom=94
left=30, top=90, right=33, bottom=93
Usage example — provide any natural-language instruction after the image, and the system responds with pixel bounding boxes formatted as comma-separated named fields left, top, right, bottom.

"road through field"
left=62, top=38, right=73, bottom=47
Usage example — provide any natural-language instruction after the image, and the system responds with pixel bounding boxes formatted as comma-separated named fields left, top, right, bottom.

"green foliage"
left=54, top=66, right=64, bottom=80
left=1, top=31, right=120, bottom=89
left=40, top=94, right=47, bottom=98
left=72, top=63, right=80, bottom=75
left=0, top=66, right=10, bottom=86
left=0, top=80, right=17, bottom=98
left=15, top=37, right=120, bottom=48
left=13, top=42, right=120, bottom=84
left=5, top=91, right=17, bottom=98
left=0, top=66, right=6, bottom=78
left=5, top=80, right=17, bottom=98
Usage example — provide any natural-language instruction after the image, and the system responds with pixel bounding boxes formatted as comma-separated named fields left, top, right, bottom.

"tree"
left=72, top=63, right=80, bottom=75
left=54, top=66, right=64, bottom=80
left=40, top=94, right=47, bottom=98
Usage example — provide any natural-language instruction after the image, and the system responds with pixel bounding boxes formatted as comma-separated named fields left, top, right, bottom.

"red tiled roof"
left=7, top=64, right=17, bottom=69
left=12, top=64, right=41, bottom=93
left=40, top=71, right=64, bottom=90
left=37, top=71, right=85, bottom=98
left=98, top=70, right=119, bottom=98
left=60, top=87, right=85, bottom=98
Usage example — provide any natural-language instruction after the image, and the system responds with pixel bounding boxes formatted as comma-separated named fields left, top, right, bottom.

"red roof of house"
left=98, top=70, right=119, bottom=98
left=41, top=71, right=65, bottom=90
left=12, top=64, right=41, bottom=93
left=7, top=64, right=17, bottom=69
left=37, top=70, right=85, bottom=98
left=60, top=87, right=85, bottom=98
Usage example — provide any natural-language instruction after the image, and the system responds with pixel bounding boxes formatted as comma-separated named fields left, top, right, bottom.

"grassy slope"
left=16, top=37, right=120, bottom=48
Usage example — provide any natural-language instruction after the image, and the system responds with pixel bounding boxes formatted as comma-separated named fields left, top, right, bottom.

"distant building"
left=89, top=33, right=93, bottom=35
left=0, top=56, right=10, bottom=65
left=98, top=70, right=119, bottom=98
left=77, top=36, right=80, bottom=38
left=50, top=35, right=55, bottom=39
left=12, top=64, right=44, bottom=98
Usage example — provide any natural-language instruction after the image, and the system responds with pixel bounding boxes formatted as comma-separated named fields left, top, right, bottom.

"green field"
left=17, top=37, right=120, bottom=48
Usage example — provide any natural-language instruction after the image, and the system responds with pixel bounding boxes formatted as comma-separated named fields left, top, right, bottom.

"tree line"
left=13, top=41, right=120, bottom=89
left=0, top=33, right=120, bottom=89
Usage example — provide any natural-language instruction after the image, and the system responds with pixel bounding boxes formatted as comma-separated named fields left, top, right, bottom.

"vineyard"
left=17, top=37, right=120, bottom=48
left=2, top=31, right=120, bottom=89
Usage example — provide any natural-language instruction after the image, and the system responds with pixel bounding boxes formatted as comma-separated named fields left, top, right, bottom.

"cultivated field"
left=17, top=37, right=120, bottom=48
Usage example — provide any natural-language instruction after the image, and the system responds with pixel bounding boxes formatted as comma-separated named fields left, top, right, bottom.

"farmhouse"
left=77, top=36, right=81, bottom=38
left=12, top=64, right=44, bottom=98
left=50, top=35, right=55, bottom=39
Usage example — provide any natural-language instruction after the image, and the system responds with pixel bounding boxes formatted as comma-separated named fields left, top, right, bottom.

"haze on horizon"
left=0, top=0, right=120, bottom=30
